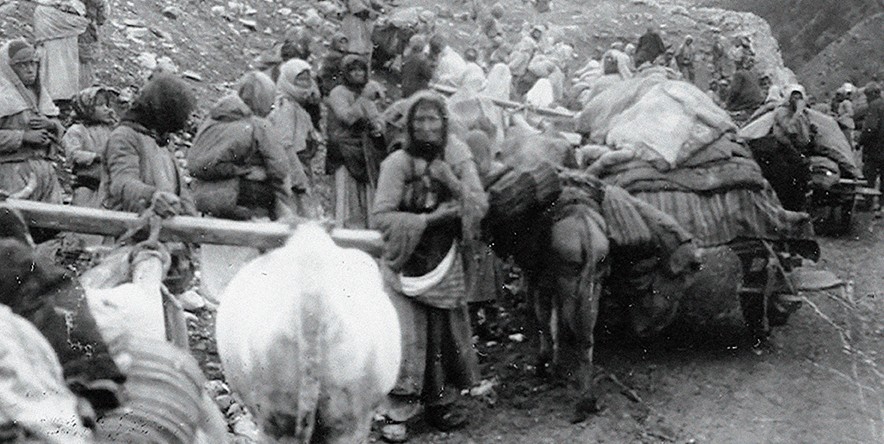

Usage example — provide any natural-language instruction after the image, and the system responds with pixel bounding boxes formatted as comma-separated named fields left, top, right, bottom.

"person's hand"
left=243, top=166, right=268, bottom=181
left=22, top=129, right=51, bottom=146
left=429, top=200, right=461, bottom=223
left=151, top=191, right=182, bottom=218
left=28, top=117, right=53, bottom=130
left=428, top=159, right=460, bottom=190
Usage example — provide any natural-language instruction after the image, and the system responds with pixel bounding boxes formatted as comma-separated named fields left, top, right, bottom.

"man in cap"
left=859, top=82, right=884, bottom=215
left=0, top=39, right=65, bottom=206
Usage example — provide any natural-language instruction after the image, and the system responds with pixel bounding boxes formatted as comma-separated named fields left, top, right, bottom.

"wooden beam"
left=430, top=83, right=576, bottom=118
left=1, top=200, right=385, bottom=256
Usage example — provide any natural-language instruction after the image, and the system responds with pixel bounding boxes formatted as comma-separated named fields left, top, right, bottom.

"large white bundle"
left=526, top=78, right=555, bottom=108
left=577, top=76, right=736, bottom=170
left=484, top=63, right=512, bottom=101
left=434, top=47, right=468, bottom=88
left=0, top=305, right=92, bottom=443
left=83, top=249, right=169, bottom=343
left=216, top=223, right=401, bottom=442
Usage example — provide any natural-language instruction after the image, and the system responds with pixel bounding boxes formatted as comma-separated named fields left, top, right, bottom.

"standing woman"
left=0, top=39, right=65, bottom=206
left=267, top=59, right=320, bottom=216
left=326, top=55, right=386, bottom=228
left=372, top=92, right=488, bottom=442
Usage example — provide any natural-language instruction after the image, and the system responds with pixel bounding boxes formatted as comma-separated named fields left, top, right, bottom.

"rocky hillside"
left=798, top=12, right=884, bottom=97
left=700, top=0, right=880, bottom=68
left=2, top=0, right=863, bottom=102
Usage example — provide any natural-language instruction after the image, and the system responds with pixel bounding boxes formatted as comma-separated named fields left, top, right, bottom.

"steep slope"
left=699, top=0, right=881, bottom=69
left=798, top=12, right=884, bottom=97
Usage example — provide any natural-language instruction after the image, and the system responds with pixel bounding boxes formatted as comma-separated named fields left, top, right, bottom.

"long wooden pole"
left=430, top=83, right=576, bottom=118
left=1, top=200, right=384, bottom=256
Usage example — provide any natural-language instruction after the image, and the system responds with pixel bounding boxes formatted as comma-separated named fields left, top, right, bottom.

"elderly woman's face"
left=12, top=60, right=39, bottom=86
left=412, top=102, right=444, bottom=144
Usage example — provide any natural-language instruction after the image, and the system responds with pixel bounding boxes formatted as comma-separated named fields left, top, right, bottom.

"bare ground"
left=398, top=212, right=884, bottom=444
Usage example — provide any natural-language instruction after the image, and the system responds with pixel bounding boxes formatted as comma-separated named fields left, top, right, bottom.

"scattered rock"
left=232, top=415, right=260, bottom=440
left=126, top=27, right=150, bottom=40
left=508, top=333, right=526, bottom=343
left=205, top=380, right=230, bottom=397
left=214, top=394, right=234, bottom=410
left=211, top=5, right=226, bottom=16
left=150, top=27, right=172, bottom=40
left=123, top=18, right=146, bottom=28
left=239, top=18, right=258, bottom=31
left=162, top=6, right=183, bottom=19
left=278, top=7, right=292, bottom=16
left=182, top=70, right=204, bottom=82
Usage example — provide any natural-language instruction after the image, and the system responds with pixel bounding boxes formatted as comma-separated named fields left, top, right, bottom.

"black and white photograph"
left=0, top=0, right=882, bottom=442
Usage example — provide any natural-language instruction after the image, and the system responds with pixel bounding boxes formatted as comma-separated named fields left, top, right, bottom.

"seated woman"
left=188, top=71, right=295, bottom=220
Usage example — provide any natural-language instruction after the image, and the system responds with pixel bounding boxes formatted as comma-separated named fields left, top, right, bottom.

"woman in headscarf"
left=267, top=59, right=321, bottom=216
left=188, top=71, right=296, bottom=220
left=325, top=55, right=386, bottom=228
left=372, top=91, right=488, bottom=442
left=0, top=39, right=65, bottom=205
left=62, top=86, right=117, bottom=209
left=318, top=33, right=350, bottom=97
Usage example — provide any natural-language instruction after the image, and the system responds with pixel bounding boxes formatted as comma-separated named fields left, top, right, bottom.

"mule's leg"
left=533, top=286, right=554, bottom=377
left=571, top=280, right=603, bottom=423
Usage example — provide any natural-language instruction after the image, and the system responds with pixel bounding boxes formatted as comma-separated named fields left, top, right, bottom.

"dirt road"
left=400, top=213, right=883, bottom=444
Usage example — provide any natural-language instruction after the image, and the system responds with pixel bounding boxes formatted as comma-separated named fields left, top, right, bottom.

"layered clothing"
left=34, top=1, right=89, bottom=101
left=266, top=59, right=317, bottom=191
left=63, top=86, right=116, bottom=208
left=675, top=39, right=695, bottom=82
left=342, top=0, right=375, bottom=57
left=372, top=96, right=487, bottom=415
left=104, top=121, right=195, bottom=214
left=189, top=94, right=294, bottom=220
left=0, top=40, right=63, bottom=203
left=325, top=66, right=385, bottom=228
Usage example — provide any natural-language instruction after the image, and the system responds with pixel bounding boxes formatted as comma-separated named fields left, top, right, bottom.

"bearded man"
left=0, top=39, right=65, bottom=205
left=371, top=92, right=488, bottom=443
left=326, top=55, right=386, bottom=228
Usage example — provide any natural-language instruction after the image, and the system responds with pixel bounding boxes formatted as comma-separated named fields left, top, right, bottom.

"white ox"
left=216, top=223, right=402, bottom=443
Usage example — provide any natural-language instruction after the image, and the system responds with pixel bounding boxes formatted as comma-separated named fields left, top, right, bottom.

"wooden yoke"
left=0, top=200, right=385, bottom=256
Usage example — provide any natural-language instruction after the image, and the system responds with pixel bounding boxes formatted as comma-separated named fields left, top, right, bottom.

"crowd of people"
left=1, top=0, right=884, bottom=442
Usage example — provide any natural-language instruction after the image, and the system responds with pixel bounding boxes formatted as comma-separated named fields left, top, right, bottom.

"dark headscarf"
left=405, top=91, right=449, bottom=161
left=340, top=54, right=368, bottom=89
left=122, top=74, right=196, bottom=136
